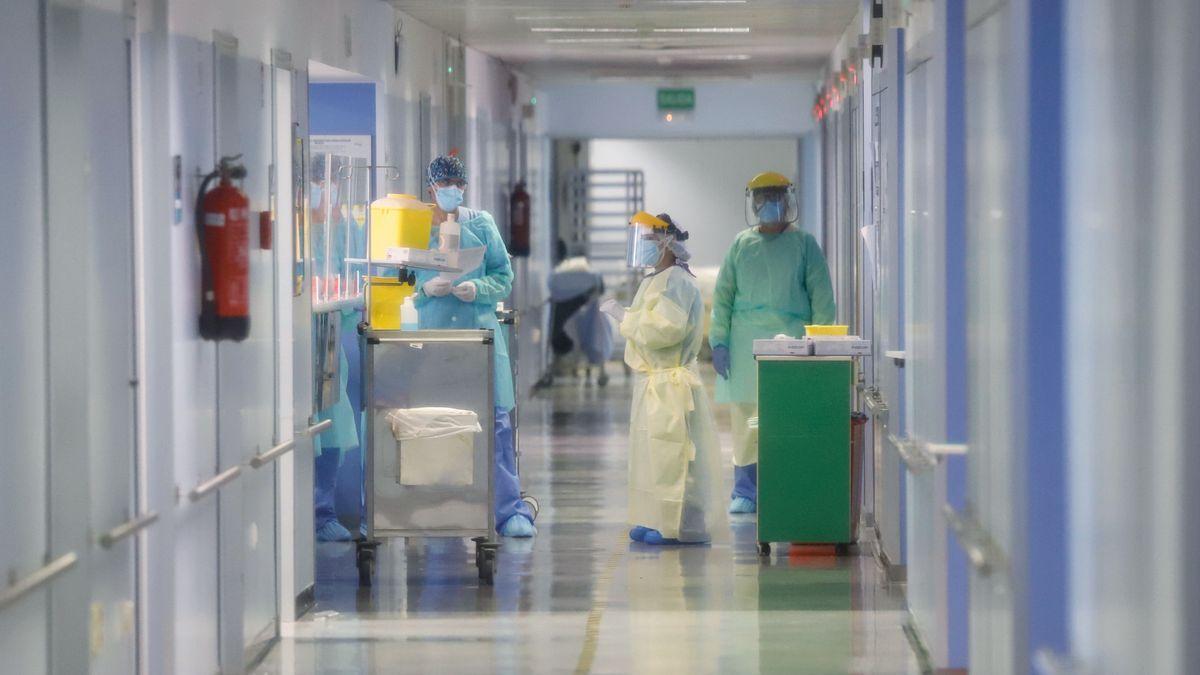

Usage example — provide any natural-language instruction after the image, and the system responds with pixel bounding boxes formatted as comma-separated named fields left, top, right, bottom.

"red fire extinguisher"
left=196, top=155, right=250, bottom=341
left=509, top=180, right=531, bottom=257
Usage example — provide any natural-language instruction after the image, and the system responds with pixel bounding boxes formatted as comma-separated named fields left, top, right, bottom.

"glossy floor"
left=256, top=374, right=918, bottom=674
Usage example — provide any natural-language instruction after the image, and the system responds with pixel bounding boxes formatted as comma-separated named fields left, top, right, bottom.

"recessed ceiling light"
left=652, top=27, right=751, bottom=33
left=530, top=27, right=639, bottom=33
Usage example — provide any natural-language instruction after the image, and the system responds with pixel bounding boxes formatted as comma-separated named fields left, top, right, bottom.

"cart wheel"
left=758, top=542, right=771, bottom=557
left=835, top=543, right=850, bottom=557
left=521, top=495, right=540, bottom=520
left=479, top=548, right=496, bottom=585
left=356, top=544, right=376, bottom=587
left=598, top=373, right=610, bottom=387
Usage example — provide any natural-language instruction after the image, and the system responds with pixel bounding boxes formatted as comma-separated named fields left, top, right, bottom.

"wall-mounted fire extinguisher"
left=195, top=155, right=250, bottom=341
left=509, top=180, right=531, bottom=257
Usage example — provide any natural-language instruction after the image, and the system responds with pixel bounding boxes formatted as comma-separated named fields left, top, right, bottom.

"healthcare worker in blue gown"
left=311, top=156, right=365, bottom=542
left=412, top=154, right=536, bottom=538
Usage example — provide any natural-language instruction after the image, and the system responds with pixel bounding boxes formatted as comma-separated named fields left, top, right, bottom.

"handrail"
left=888, top=432, right=968, bottom=473
left=0, top=552, right=78, bottom=610
left=942, top=504, right=992, bottom=574
left=188, top=466, right=243, bottom=502
left=303, top=419, right=332, bottom=437
left=864, top=388, right=890, bottom=424
left=887, top=432, right=937, bottom=473
left=99, top=512, right=159, bottom=548
left=250, top=439, right=297, bottom=469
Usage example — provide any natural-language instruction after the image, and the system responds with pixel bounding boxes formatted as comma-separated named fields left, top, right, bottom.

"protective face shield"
left=744, top=172, right=798, bottom=227
left=627, top=212, right=667, bottom=269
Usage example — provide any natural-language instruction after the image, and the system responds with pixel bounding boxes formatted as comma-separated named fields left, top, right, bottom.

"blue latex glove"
left=712, top=345, right=731, bottom=379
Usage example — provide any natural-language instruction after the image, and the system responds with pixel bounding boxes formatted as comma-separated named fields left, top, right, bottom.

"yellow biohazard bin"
left=369, top=193, right=434, bottom=260
left=805, top=324, right=849, bottom=336
left=367, top=276, right=414, bottom=330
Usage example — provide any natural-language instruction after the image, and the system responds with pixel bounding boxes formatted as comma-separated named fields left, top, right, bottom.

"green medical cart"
left=755, top=355, right=853, bottom=556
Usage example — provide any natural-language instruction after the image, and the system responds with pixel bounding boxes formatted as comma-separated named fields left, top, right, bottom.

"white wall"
left=0, top=1, right=535, bottom=672
left=588, top=138, right=800, bottom=269
left=538, top=78, right=817, bottom=139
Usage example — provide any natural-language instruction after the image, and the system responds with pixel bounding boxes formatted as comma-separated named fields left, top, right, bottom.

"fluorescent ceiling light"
left=650, top=1, right=749, bottom=4
left=530, top=27, right=639, bottom=33
left=694, top=54, right=752, bottom=61
left=516, top=15, right=626, bottom=21
left=652, top=27, right=751, bottom=33
left=546, top=37, right=664, bottom=44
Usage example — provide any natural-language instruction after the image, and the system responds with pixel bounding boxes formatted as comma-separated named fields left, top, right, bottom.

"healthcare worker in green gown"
left=709, top=172, right=836, bottom=514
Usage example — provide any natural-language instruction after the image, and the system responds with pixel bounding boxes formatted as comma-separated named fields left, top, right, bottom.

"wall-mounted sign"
left=657, top=88, right=696, bottom=112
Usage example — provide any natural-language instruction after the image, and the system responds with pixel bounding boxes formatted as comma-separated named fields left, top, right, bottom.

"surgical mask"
left=435, top=186, right=464, bottom=212
left=637, top=242, right=662, bottom=267
left=757, top=200, right=785, bottom=224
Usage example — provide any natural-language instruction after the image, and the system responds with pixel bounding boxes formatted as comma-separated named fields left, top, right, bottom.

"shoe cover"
left=643, top=530, right=680, bottom=545
left=728, top=497, right=757, bottom=514
left=629, top=526, right=652, bottom=542
left=500, top=514, right=536, bottom=538
left=316, top=519, right=353, bottom=542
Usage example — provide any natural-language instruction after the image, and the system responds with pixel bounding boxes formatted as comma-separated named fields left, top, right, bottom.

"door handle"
left=0, top=552, right=78, bottom=610
left=98, top=512, right=159, bottom=548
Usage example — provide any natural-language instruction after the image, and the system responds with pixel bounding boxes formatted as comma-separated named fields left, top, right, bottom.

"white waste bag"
left=385, top=407, right=482, bottom=487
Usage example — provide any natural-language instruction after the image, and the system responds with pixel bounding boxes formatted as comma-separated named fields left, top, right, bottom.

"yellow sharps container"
left=367, top=276, right=414, bottom=330
left=369, top=193, right=434, bottom=260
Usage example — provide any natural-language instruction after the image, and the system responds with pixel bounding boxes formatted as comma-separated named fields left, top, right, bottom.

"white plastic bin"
left=386, top=407, right=482, bottom=487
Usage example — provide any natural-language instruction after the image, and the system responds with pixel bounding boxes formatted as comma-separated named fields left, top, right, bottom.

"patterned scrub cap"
left=428, top=153, right=468, bottom=186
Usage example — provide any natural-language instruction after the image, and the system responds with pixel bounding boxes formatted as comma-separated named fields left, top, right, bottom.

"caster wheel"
left=521, top=495, right=540, bottom=520
left=356, top=549, right=375, bottom=587
left=479, top=549, right=496, bottom=585
left=758, top=542, right=771, bottom=557
left=598, top=373, right=609, bottom=387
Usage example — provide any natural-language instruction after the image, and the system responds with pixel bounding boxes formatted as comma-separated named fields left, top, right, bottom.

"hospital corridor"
left=2, top=0, right=1198, bottom=674
left=256, top=378, right=915, bottom=673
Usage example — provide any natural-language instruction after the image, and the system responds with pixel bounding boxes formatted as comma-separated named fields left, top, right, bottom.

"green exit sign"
left=657, top=88, right=695, bottom=111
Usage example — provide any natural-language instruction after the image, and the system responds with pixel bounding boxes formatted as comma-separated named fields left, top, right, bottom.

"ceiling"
left=390, top=0, right=860, bottom=80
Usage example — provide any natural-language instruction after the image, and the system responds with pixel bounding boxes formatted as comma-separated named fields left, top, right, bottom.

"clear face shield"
left=626, top=223, right=665, bottom=269
left=745, top=185, right=799, bottom=228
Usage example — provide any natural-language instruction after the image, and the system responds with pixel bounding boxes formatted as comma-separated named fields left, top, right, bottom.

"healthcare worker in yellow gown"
left=710, top=172, right=836, bottom=514
left=602, top=212, right=722, bottom=544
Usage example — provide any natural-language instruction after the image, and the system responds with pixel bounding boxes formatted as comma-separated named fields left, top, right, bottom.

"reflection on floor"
left=256, top=372, right=918, bottom=674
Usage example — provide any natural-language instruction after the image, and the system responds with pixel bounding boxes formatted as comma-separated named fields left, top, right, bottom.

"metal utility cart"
left=357, top=327, right=500, bottom=585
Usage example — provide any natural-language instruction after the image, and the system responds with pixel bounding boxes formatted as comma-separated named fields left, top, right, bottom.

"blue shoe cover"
left=316, top=519, right=353, bottom=542
left=629, top=526, right=652, bottom=542
left=500, top=514, right=536, bottom=538
left=729, top=497, right=757, bottom=514
left=642, top=530, right=682, bottom=545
